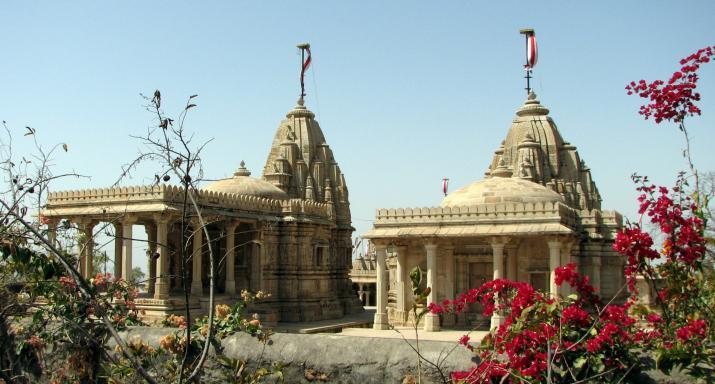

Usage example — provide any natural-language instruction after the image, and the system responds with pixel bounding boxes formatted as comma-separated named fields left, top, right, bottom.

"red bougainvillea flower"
left=554, top=263, right=600, bottom=305
left=626, top=46, right=714, bottom=124
left=676, top=319, right=707, bottom=344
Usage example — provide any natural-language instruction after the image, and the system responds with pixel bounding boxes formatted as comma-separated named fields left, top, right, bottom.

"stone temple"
left=363, top=91, right=625, bottom=331
left=42, top=97, right=363, bottom=323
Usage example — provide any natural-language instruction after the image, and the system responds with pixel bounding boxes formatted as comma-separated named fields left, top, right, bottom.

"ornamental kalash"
left=363, top=91, right=626, bottom=331
left=42, top=93, right=363, bottom=323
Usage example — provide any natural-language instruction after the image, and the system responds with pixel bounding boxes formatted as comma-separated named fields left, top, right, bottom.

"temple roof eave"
left=363, top=222, right=575, bottom=240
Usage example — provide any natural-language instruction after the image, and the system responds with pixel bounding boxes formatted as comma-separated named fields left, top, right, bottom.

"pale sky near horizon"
left=1, top=1, right=713, bottom=271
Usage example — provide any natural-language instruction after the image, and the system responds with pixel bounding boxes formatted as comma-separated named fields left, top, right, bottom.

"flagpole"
left=519, top=28, right=534, bottom=95
left=297, top=42, right=310, bottom=99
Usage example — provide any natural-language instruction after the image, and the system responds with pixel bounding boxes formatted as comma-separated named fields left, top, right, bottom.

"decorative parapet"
left=47, top=184, right=283, bottom=213
left=578, top=209, right=623, bottom=240
left=47, top=185, right=167, bottom=205
left=600, top=210, right=623, bottom=227
left=350, top=269, right=377, bottom=276
left=45, top=184, right=335, bottom=224
left=281, top=198, right=332, bottom=218
left=374, top=201, right=577, bottom=228
left=196, top=188, right=282, bottom=212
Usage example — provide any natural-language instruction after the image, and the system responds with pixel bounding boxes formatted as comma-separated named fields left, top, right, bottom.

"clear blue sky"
left=1, top=2, right=713, bottom=268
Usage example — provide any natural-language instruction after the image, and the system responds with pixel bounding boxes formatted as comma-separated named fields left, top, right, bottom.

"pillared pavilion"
left=363, top=92, right=625, bottom=331
left=42, top=97, right=363, bottom=323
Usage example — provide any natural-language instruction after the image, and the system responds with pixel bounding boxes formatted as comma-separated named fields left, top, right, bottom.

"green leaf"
left=573, top=356, right=587, bottom=369
left=409, top=266, right=423, bottom=294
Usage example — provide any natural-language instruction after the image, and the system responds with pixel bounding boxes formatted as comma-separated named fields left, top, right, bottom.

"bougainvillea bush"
left=614, top=177, right=713, bottom=378
left=429, top=265, right=643, bottom=383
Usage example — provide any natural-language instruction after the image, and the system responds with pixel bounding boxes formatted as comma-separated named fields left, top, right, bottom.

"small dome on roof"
left=203, top=161, right=288, bottom=200
left=441, top=177, right=564, bottom=207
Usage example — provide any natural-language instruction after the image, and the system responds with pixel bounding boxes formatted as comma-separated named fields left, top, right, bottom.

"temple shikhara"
left=363, top=91, right=625, bottom=331
left=42, top=96, right=363, bottom=323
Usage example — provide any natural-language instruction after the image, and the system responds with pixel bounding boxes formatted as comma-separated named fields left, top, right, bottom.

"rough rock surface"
left=120, top=327, right=474, bottom=383
left=117, top=327, right=701, bottom=383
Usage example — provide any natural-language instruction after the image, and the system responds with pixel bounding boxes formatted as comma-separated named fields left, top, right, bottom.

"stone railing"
left=47, top=185, right=167, bottom=205
left=196, top=188, right=282, bottom=212
left=48, top=184, right=281, bottom=212
left=374, top=201, right=577, bottom=227
left=281, top=199, right=332, bottom=218
left=350, top=268, right=376, bottom=276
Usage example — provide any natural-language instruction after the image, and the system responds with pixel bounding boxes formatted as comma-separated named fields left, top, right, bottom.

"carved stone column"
left=113, top=222, right=123, bottom=279
left=455, top=257, right=469, bottom=326
left=395, top=245, right=408, bottom=322
left=591, top=256, right=602, bottom=294
left=121, top=217, right=136, bottom=282
left=47, top=219, right=58, bottom=247
left=443, top=244, right=456, bottom=327
left=191, top=220, right=204, bottom=296
left=225, top=221, right=238, bottom=295
left=424, top=242, right=440, bottom=332
left=491, top=238, right=508, bottom=329
left=250, top=235, right=262, bottom=292
left=560, top=240, right=575, bottom=296
left=506, top=244, right=518, bottom=281
left=373, top=242, right=389, bottom=330
left=153, top=216, right=170, bottom=299
left=146, top=224, right=157, bottom=296
left=547, top=238, right=562, bottom=297
left=77, top=219, right=95, bottom=278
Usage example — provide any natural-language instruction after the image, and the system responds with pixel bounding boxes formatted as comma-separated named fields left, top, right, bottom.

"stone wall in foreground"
left=119, top=327, right=474, bottom=383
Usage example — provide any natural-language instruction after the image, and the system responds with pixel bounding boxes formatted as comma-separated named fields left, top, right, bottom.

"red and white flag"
left=300, top=46, right=312, bottom=97
left=442, top=178, right=449, bottom=196
left=302, top=47, right=312, bottom=75
left=525, top=32, right=538, bottom=69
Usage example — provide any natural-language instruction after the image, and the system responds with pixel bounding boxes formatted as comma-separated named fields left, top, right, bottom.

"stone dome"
left=441, top=177, right=564, bottom=207
left=203, top=161, right=288, bottom=200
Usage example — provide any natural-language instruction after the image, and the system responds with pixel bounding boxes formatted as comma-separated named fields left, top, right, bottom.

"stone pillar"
left=47, top=219, right=58, bottom=247
left=561, top=241, right=575, bottom=296
left=153, top=217, right=170, bottom=299
left=225, top=221, right=238, bottom=295
left=373, top=243, right=389, bottom=330
left=250, top=239, right=262, bottom=292
left=506, top=245, right=518, bottom=281
left=456, top=258, right=469, bottom=326
left=547, top=239, right=562, bottom=297
left=77, top=219, right=95, bottom=278
left=113, top=223, right=123, bottom=279
left=191, top=221, right=203, bottom=295
left=146, top=224, right=157, bottom=296
left=491, top=238, right=507, bottom=329
left=591, top=256, right=602, bottom=294
left=395, top=245, right=408, bottom=322
left=424, top=242, right=440, bottom=332
left=443, top=245, right=456, bottom=327
left=121, top=217, right=136, bottom=282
